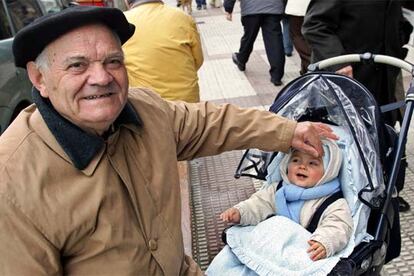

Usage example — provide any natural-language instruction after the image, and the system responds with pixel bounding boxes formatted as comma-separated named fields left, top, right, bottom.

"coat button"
left=149, top=239, right=158, bottom=251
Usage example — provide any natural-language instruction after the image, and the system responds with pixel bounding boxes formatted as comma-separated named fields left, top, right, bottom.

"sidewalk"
left=164, top=1, right=414, bottom=274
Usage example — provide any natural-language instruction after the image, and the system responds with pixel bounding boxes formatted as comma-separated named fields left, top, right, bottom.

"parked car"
left=75, top=0, right=113, bottom=6
left=0, top=0, right=72, bottom=134
left=75, top=0, right=126, bottom=10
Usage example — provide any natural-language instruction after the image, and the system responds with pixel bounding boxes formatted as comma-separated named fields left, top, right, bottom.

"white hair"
left=34, top=47, right=49, bottom=71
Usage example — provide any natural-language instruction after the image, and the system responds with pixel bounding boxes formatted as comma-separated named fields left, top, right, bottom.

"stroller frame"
left=233, top=53, right=414, bottom=275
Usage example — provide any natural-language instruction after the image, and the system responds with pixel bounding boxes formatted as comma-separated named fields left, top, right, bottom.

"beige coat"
left=235, top=184, right=353, bottom=257
left=0, top=88, right=296, bottom=275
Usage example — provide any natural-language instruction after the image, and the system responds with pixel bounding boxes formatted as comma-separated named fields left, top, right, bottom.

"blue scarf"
left=274, top=179, right=340, bottom=223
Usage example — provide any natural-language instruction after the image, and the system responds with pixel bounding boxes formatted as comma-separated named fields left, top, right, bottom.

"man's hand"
left=336, top=65, right=353, bottom=78
left=291, top=122, right=338, bottom=158
left=225, top=12, right=232, bottom=21
left=220, top=207, right=241, bottom=223
left=307, top=240, right=327, bottom=261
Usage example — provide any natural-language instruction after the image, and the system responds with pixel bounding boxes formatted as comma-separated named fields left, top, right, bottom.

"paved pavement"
left=164, top=1, right=414, bottom=274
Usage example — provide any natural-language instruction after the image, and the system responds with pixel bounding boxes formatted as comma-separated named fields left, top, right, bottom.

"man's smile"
left=83, top=92, right=114, bottom=100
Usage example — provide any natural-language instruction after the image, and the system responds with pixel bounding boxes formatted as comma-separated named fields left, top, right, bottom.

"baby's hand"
left=307, top=240, right=327, bottom=261
left=219, top=207, right=241, bottom=223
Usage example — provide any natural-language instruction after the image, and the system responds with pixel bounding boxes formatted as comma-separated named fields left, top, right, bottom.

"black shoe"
left=232, top=53, right=245, bottom=71
left=270, top=78, right=283, bottom=86
left=397, top=196, right=410, bottom=212
left=285, top=52, right=292, bottom=57
left=196, top=5, right=201, bottom=10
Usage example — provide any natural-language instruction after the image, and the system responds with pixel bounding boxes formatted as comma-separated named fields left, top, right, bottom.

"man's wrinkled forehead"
left=47, top=23, right=122, bottom=49
left=44, top=23, right=124, bottom=63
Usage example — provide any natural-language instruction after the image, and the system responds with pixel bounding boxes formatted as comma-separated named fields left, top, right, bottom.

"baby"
left=220, top=139, right=353, bottom=261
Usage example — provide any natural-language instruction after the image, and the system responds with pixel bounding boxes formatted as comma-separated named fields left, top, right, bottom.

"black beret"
left=12, top=5, right=135, bottom=68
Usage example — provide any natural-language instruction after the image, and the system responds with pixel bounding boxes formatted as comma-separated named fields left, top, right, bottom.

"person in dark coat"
left=302, top=0, right=411, bottom=212
left=302, top=0, right=406, bottom=125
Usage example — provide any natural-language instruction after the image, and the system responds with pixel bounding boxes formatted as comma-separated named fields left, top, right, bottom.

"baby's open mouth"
left=84, top=93, right=113, bottom=100
left=296, top=173, right=308, bottom=179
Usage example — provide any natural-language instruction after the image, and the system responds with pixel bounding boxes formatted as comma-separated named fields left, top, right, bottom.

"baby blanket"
left=206, top=216, right=355, bottom=276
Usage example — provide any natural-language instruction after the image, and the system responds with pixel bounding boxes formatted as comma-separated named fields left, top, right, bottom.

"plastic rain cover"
left=273, top=74, right=385, bottom=207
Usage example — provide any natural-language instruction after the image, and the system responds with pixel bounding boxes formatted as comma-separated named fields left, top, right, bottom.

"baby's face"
left=287, top=151, right=324, bottom=188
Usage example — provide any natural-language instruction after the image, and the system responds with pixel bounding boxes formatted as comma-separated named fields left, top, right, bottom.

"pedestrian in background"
left=281, top=16, right=293, bottom=57
left=196, top=0, right=207, bottom=10
left=303, top=0, right=404, bottom=121
left=123, top=0, right=203, bottom=103
left=224, top=0, right=286, bottom=86
left=285, top=0, right=311, bottom=75
left=303, top=0, right=412, bottom=212
left=394, top=4, right=414, bottom=117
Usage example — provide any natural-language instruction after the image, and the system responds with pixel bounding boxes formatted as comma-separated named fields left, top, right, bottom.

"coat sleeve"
left=302, top=0, right=346, bottom=69
left=234, top=185, right=278, bottom=226
left=309, top=198, right=353, bottom=257
left=188, top=19, right=204, bottom=70
left=164, top=100, right=297, bottom=161
left=0, top=194, right=62, bottom=275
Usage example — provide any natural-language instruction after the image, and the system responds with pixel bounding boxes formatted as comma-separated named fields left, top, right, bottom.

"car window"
left=5, top=0, right=43, bottom=33
left=0, top=2, right=12, bottom=39
left=39, top=0, right=62, bottom=13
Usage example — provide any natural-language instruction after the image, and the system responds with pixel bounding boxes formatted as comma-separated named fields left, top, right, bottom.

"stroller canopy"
left=237, top=72, right=386, bottom=208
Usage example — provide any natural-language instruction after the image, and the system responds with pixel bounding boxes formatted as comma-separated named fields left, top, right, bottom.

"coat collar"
left=32, top=88, right=142, bottom=171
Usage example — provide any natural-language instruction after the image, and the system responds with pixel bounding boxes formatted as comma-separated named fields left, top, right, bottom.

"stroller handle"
left=308, top=53, right=414, bottom=75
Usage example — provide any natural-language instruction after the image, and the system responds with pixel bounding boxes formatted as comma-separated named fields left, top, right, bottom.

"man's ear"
left=26, top=61, right=48, bottom=98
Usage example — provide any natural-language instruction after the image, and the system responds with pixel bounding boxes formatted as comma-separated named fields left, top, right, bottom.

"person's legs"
left=281, top=16, right=293, bottom=56
left=289, top=15, right=311, bottom=75
left=195, top=0, right=204, bottom=9
left=236, top=15, right=262, bottom=66
left=261, top=14, right=285, bottom=84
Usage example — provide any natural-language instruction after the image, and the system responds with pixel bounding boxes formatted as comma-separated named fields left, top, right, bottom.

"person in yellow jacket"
left=123, top=0, right=204, bottom=103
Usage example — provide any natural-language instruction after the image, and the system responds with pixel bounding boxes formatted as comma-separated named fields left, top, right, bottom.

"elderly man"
left=0, top=6, right=335, bottom=275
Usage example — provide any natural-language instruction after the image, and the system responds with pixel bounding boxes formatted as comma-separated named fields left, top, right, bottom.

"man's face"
left=31, top=23, right=129, bottom=135
left=287, top=150, right=324, bottom=188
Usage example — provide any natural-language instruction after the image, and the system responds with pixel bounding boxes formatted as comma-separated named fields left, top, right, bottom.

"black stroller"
left=231, top=53, right=414, bottom=275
